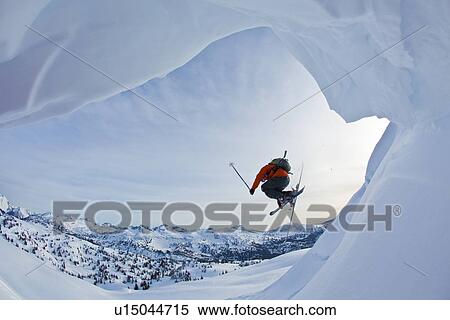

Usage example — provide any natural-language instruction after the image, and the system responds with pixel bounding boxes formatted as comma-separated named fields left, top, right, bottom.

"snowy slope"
left=1, top=0, right=449, bottom=299
left=291, top=120, right=450, bottom=299
left=0, top=230, right=308, bottom=299
left=0, top=237, right=108, bottom=299
left=125, top=249, right=309, bottom=300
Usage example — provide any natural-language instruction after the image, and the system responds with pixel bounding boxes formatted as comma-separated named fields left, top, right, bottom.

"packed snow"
left=0, top=0, right=449, bottom=298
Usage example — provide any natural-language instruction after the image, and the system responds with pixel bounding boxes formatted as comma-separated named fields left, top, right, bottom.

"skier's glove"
left=249, top=188, right=255, bottom=195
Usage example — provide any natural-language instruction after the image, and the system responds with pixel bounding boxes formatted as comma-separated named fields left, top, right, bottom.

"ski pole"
left=229, top=162, right=251, bottom=191
left=285, top=161, right=304, bottom=241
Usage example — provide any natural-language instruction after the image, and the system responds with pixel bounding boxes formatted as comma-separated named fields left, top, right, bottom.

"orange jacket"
left=251, top=164, right=289, bottom=190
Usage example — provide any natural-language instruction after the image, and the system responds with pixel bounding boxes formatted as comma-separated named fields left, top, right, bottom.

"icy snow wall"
left=1, top=0, right=449, bottom=298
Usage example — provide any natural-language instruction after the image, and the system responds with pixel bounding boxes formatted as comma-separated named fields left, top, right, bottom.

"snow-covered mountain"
left=0, top=194, right=323, bottom=293
left=0, top=195, right=29, bottom=219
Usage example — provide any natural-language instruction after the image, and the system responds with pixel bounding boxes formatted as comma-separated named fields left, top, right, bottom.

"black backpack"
left=270, top=158, right=291, bottom=173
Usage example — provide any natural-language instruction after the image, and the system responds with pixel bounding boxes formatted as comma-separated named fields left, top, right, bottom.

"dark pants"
left=261, top=176, right=290, bottom=199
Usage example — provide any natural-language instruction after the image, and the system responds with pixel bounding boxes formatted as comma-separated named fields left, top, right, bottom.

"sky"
left=0, top=27, right=388, bottom=227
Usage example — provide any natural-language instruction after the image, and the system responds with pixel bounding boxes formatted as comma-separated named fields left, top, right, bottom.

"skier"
left=249, top=157, right=296, bottom=207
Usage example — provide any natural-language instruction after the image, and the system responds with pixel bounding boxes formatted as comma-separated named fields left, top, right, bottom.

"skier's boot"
left=280, top=191, right=294, bottom=204
left=277, top=198, right=282, bottom=207
left=277, top=195, right=288, bottom=208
